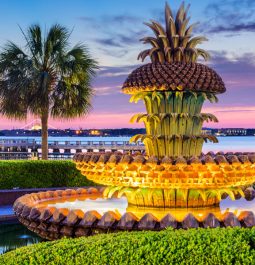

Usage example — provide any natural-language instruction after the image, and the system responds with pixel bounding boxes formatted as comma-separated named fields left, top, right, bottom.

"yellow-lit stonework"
left=74, top=153, right=255, bottom=208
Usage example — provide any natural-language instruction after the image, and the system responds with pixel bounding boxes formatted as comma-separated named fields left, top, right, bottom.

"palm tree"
left=0, top=24, right=98, bottom=159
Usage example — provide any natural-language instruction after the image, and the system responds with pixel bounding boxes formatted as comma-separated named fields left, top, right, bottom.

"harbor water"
left=0, top=136, right=254, bottom=153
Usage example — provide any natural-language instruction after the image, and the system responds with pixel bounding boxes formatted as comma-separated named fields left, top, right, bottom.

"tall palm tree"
left=0, top=24, right=98, bottom=159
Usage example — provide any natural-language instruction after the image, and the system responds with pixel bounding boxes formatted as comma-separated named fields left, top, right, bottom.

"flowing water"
left=44, top=194, right=255, bottom=222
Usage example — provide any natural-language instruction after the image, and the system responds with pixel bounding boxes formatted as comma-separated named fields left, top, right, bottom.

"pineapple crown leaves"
left=138, top=2, right=210, bottom=63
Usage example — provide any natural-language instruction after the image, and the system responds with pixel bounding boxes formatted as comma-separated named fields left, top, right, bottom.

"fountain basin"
left=13, top=186, right=255, bottom=240
left=74, top=152, right=255, bottom=208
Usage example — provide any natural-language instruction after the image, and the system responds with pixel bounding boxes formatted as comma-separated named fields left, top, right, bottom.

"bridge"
left=20, top=119, right=58, bottom=130
left=0, top=138, right=145, bottom=159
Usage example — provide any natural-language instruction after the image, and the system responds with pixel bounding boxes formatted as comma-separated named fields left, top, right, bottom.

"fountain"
left=13, top=2, right=255, bottom=240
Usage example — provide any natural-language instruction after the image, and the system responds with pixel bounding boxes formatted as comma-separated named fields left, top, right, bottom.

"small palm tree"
left=0, top=24, right=98, bottom=159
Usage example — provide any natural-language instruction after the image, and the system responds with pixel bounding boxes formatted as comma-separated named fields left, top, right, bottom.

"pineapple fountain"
left=13, top=2, right=255, bottom=240
left=75, top=2, right=255, bottom=208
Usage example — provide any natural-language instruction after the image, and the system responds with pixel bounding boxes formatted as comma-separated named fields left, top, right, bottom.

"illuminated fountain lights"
left=75, top=152, right=255, bottom=208
left=14, top=2, right=255, bottom=239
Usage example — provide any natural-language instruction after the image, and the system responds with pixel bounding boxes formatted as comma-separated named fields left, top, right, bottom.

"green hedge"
left=1, top=228, right=255, bottom=264
left=0, top=160, right=94, bottom=189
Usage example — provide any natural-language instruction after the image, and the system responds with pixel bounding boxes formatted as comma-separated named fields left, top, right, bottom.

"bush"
left=0, top=160, right=94, bottom=189
left=1, top=228, right=255, bottom=265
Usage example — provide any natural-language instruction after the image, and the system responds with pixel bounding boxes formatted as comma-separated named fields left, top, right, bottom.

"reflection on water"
left=220, top=197, right=255, bottom=216
left=46, top=194, right=255, bottom=222
left=0, top=224, right=42, bottom=255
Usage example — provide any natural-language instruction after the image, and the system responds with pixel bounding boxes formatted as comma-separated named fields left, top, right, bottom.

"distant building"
left=89, top=130, right=101, bottom=136
left=221, top=128, right=247, bottom=136
left=227, top=128, right=247, bottom=136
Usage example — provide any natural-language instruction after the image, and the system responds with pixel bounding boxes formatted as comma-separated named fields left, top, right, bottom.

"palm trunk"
left=41, top=111, right=49, bottom=160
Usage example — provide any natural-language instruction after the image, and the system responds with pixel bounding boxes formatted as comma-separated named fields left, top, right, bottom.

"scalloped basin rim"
left=13, top=187, right=255, bottom=240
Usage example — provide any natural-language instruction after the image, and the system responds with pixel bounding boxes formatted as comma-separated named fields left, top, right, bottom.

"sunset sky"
left=0, top=0, right=255, bottom=129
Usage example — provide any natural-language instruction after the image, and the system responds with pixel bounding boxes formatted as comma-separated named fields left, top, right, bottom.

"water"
left=43, top=194, right=255, bottom=222
left=0, top=136, right=254, bottom=153
left=0, top=224, right=42, bottom=255
left=202, top=136, right=255, bottom=153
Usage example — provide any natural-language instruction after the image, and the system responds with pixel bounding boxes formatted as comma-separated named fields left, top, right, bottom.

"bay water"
left=0, top=136, right=254, bottom=153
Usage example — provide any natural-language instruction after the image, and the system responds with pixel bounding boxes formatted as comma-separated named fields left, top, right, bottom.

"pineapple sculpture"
left=124, top=2, right=225, bottom=157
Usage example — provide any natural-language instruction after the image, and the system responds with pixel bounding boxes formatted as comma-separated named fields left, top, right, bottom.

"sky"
left=0, top=0, right=255, bottom=129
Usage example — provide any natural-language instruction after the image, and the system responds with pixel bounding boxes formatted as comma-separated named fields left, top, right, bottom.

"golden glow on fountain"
left=74, top=153, right=255, bottom=208
left=77, top=159, right=255, bottom=190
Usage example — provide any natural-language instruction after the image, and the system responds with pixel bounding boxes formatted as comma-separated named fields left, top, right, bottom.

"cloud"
left=203, top=0, right=255, bottom=34
left=97, top=47, right=128, bottom=58
left=95, top=38, right=123, bottom=48
left=208, top=51, right=255, bottom=81
left=94, top=85, right=122, bottom=96
left=213, top=107, right=255, bottom=113
left=100, top=72, right=131, bottom=77
left=96, top=65, right=140, bottom=78
left=92, top=64, right=139, bottom=95
left=88, top=29, right=147, bottom=60
left=77, top=16, right=92, bottom=22
left=78, top=14, right=141, bottom=25
left=95, top=32, right=142, bottom=49
left=103, top=15, right=141, bottom=24
left=77, top=13, right=148, bottom=59
left=208, top=22, right=255, bottom=34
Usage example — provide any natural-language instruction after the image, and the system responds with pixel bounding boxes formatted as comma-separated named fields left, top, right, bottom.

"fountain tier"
left=74, top=152, right=255, bottom=208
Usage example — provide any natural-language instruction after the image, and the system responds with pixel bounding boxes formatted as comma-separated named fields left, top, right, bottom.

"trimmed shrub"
left=0, top=160, right=94, bottom=189
left=1, top=228, right=255, bottom=264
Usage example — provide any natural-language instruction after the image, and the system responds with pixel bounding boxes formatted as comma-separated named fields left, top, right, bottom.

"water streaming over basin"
left=38, top=194, right=255, bottom=222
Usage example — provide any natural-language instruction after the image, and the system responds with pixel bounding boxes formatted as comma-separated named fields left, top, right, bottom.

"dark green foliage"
left=0, top=160, right=94, bottom=189
left=1, top=228, right=255, bottom=264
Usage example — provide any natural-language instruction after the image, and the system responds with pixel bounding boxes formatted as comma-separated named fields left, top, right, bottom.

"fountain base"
left=13, top=187, right=255, bottom=240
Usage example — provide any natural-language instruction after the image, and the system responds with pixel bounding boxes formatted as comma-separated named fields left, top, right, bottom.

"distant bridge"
left=20, top=119, right=58, bottom=130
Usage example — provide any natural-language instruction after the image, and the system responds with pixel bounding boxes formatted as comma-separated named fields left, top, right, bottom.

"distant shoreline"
left=0, top=127, right=255, bottom=137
